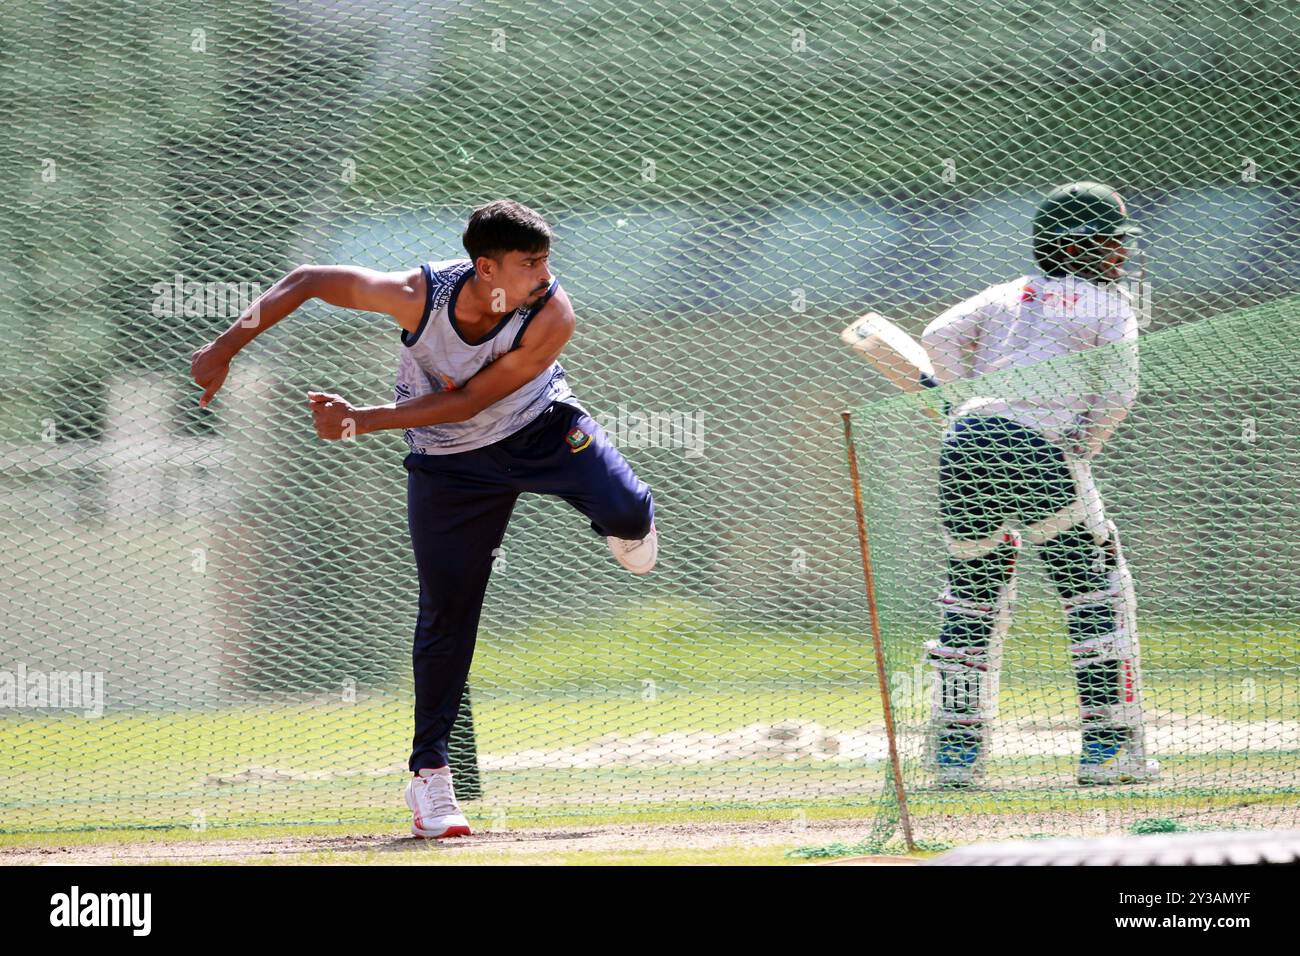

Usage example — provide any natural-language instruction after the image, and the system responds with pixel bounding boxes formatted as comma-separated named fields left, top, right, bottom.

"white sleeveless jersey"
left=394, top=258, right=585, bottom=455
left=920, top=273, right=1139, bottom=442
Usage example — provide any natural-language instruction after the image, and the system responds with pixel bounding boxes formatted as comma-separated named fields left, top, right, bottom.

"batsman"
left=844, top=181, right=1158, bottom=788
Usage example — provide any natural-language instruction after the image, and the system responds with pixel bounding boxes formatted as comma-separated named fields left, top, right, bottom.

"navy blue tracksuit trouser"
left=936, top=415, right=1123, bottom=747
left=404, top=400, right=654, bottom=773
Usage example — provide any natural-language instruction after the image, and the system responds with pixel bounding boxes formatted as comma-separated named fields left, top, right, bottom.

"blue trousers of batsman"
left=926, top=415, right=1156, bottom=788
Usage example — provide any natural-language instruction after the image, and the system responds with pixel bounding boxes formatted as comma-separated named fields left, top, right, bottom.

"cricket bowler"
left=844, top=181, right=1157, bottom=789
left=190, top=200, right=658, bottom=837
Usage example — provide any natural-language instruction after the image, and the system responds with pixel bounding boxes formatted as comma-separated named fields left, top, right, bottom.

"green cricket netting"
left=1, top=0, right=1296, bottom=838
left=852, top=297, right=1300, bottom=845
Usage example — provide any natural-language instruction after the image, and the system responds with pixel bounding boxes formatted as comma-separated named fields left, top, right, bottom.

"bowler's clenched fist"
left=308, top=390, right=361, bottom=440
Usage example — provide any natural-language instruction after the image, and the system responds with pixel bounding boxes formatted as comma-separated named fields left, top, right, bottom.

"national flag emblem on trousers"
left=565, top=426, right=592, bottom=453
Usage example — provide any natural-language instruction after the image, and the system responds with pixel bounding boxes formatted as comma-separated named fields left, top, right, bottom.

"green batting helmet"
left=1033, top=181, right=1141, bottom=241
left=1032, top=181, right=1142, bottom=279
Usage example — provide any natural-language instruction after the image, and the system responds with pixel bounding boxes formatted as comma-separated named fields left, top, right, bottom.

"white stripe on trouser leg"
left=1020, top=498, right=1089, bottom=545
left=1020, top=453, right=1095, bottom=546
left=1066, top=455, right=1108, bottom=545
left=942, top=526, right=1010, bottom=561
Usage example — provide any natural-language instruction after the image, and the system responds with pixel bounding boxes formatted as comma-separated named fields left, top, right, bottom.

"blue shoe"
left=933, top=737, right=982, bottom=789
left=1078, top=738, right=1159, bottom=785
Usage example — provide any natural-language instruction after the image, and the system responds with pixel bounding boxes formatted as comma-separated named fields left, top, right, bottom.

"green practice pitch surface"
left=0, top=813, right=932, bottom=866
left=4, top=522, right=1297, bottom=842
left=2, top=622, right=1296, bottom=839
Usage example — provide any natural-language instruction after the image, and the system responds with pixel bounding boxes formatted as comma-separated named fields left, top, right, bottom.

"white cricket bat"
left=841, top=311, right=943, bottom=420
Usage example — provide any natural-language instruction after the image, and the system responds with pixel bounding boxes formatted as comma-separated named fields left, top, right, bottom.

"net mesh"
left=852, top=297, right=1300, bottom=845
left=0, top=0, right=1296, bottom=837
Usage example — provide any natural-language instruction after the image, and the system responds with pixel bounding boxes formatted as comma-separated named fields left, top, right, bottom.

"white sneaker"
left=607, top=521, right=657, bottom=575
left=405, top=767, right=471, bottom=838
left=1077, top=744, right=1160, bottom=786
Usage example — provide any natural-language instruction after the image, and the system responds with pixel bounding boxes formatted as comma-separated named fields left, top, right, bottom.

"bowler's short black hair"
left=462, top=200, right=552, bottom=263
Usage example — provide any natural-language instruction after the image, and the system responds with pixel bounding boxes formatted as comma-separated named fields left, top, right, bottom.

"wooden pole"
left=842, top=411, right=916, bottom=853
